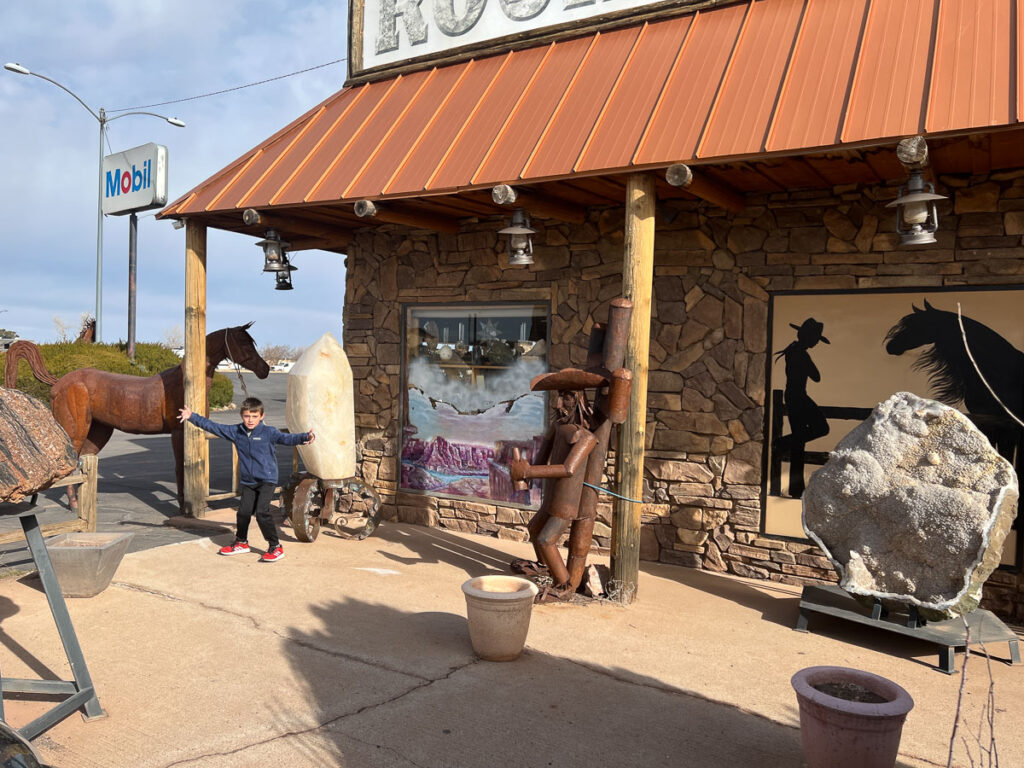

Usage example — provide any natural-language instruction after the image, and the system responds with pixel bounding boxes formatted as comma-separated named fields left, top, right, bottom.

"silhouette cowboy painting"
left=774, top=318, right=831, bottom=498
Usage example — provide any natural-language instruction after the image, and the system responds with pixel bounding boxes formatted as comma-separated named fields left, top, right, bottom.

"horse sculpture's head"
left=224, top=322, right=271, bottom=379
left=884, top=299, right=943, bottom=356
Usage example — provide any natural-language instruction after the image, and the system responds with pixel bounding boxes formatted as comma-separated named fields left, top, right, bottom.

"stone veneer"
left=343, top=171, right=1024, bottom=621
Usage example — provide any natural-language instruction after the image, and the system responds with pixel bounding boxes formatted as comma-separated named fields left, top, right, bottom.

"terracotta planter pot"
left=791, top=666, right=914, bottom=768
left=461, top=575, right=539, bottom=661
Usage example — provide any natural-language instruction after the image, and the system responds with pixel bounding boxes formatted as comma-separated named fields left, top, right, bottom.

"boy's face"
left=241, top=409, right=265, bottom=429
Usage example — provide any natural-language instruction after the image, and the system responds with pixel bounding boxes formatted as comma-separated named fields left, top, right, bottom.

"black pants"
left=237, top=482, right=279, bottom=549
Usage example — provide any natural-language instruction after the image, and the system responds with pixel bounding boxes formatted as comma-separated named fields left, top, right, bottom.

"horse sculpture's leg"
left=51, top=382, right=94, bottom=510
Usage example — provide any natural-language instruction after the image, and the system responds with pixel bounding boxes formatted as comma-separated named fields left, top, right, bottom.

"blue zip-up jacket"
left=187, top=414, right=308, bottom=486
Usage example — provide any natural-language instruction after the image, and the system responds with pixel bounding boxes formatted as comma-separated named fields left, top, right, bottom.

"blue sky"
left=1, top=1, right=349, bottom=349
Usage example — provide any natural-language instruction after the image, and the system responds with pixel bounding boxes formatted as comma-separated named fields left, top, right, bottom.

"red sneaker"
left=219, top=540, right=250, bottom=556
left=261, top=546, right=284, bottom=563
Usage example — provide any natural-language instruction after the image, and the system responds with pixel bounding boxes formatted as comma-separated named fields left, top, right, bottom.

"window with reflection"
left=401, top=303, right=549, bottom=507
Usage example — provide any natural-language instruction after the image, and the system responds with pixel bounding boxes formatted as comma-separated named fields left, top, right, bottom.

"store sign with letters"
left=101, top=142, right=168, bottom=216
left=350, top=0, right=713, bottom=79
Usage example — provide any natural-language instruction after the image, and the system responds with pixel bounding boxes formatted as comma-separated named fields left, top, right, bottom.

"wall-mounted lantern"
left=886, top=169, right=946, bottom=245
left=498, top=209, right=535, bottom=266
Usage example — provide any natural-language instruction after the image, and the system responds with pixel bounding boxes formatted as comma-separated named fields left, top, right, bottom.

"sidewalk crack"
left=159, top=658, right=478, bottom=768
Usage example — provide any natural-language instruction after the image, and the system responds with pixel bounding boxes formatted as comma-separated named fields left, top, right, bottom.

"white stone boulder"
left=802, top=392, right=1018, bottom=618
left=286, top=333, right=356, bottom=480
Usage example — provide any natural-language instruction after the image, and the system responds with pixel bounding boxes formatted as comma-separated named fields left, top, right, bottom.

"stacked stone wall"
left=343, top=171, right=1024, bottom=621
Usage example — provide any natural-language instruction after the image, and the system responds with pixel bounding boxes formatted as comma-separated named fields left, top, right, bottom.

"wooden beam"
left=286, top=234, right=352, bottom=252
left=665, top=164, right=745, bottom=213
left=242, top=208, right=351, bottom=242
left=354, top=199, right=459, bottom=234
left=896, top=136, right=928, bottom=169
left=894, top=136, right=937, bottom=184
left=610, top=172, right=656, bottom=604
left=183, top=220, right=208, bottom=518
left=491, top=184, right=587, bottom=223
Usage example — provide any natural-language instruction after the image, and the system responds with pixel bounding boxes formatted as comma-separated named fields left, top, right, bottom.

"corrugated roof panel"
left=385, top=55, right=508, bottom=194
left=473, top=35, right=593, bottom=184
left=243, top=89, right=365, bottom=208
left=634, top=2, right=749, bottom=164
left=187, top=152, right=261, bottom=213
left=307, top=71, right=434, bottom=202
left=427, top=46, right=549, bottom=191
left=926, top=0, right=1013, bottom=132
left=765, top=0, right=870, bottom=152
left=841, top=0, right=937, bottom=143
left=165, top=0, right=1023, bottom=218
left=575, top=17, right=690, bottom=172
left=523, top=27, right=642, bottom=179
left=698, top=0, right=805, bottom=159
left=271, top=79, right=396, bottom=204
left=330, top=66, right=468, bottom=200
left=1019, top=0, right=1024, bottom=122
left=230, top=109, right=326, bottom=209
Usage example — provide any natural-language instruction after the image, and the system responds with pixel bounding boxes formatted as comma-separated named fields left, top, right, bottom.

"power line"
left=108, top=57, right=347, bottom=113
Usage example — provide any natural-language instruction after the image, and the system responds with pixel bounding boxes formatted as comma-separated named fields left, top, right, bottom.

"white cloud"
left=1, top=0, right=349, bottom=346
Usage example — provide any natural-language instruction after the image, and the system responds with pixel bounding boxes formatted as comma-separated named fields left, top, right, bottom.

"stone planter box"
left=45, top=532, right=134, bottom=598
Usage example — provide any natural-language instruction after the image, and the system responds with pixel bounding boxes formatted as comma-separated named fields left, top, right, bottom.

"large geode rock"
left=0, top=387, right=78, bottom=504
left=803, top=391, right=1018, bottom=619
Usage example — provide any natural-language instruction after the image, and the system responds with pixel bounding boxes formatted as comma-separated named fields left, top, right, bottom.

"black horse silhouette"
left=885, top=300, right=1024, bottom=473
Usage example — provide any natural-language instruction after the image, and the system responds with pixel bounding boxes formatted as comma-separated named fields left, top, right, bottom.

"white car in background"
left=272, top=361, right=294, bottom=373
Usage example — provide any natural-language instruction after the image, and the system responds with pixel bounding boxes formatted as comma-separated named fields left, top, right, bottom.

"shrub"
left=209, top=374, right=234, bottom=409
left=1, top=342, right=234, bottom=409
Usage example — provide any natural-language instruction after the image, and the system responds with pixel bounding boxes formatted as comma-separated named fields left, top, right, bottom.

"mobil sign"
left=102, top=142, right=168, bottom=216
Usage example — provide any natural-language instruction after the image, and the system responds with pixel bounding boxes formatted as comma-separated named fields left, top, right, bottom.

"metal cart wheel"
left=289, top=476, right=323, bottom=542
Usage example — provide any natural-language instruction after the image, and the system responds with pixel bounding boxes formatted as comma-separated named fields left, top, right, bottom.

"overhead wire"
left=107, top=57, right=347, bottom=113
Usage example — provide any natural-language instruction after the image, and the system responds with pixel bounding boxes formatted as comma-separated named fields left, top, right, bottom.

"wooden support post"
left=183, top=220, right=209, bottom=517
left=611, top=172, right=656, bottom=603
left=78, top=454, right=98, bottom=531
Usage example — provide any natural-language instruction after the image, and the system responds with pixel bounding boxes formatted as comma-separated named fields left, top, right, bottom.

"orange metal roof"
left=166, top=0, right=1024, bottom=218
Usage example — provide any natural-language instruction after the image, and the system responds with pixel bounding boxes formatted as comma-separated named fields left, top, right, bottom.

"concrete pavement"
left=0, top=513, right=1020, bottom=767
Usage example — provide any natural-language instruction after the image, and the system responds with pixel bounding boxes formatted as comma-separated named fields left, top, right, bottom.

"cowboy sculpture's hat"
left=790, top=318, right=829, bottom=344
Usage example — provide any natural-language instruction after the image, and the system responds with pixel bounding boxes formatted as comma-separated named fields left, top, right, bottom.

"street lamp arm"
left=4, top=64, right=102, bottom=123
left=106, top=110, right=186, bottom=127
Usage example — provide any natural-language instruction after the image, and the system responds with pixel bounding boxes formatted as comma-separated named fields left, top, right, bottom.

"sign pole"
left=128, top=211, right=138, bottom=361
left=95, top=109, right=106, bottom=343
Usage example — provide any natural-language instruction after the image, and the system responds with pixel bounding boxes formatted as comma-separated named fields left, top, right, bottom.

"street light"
left=4, top=62, right=185, bottom=343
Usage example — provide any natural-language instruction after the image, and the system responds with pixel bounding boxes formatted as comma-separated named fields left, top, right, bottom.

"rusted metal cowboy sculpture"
left=510, top=297, right=633, bottom=601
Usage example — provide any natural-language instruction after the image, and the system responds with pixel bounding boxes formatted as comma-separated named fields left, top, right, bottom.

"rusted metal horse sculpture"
left=4, top=323, right=271, bottom=509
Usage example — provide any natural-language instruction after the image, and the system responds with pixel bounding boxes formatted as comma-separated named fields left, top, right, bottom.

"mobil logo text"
left=105, top=159, right=153, bottom=199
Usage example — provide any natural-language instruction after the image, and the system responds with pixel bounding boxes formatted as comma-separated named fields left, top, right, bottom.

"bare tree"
left=163, top=325, right=184, bottom=349
left=259, top=343, right=294, bottom=365
left=52, top=315, right=72, bottom=342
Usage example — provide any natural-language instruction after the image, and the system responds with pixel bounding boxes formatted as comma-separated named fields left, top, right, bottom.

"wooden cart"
left=282, top=474, right=383, bottom=542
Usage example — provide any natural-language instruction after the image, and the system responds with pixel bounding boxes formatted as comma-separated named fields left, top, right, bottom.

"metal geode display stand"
left=795, top=584, right=1022, bottom=675
left=0, top=502, right=103, bottom=739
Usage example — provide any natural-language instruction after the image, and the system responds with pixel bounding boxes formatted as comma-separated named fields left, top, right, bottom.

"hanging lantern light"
left=886, top=170, right=946, bottom=245
left=498, top=209, right=535, bottom=266
left=274, top=257, right=297, bottom=290
left=257, top=230, right=291, bottom=272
